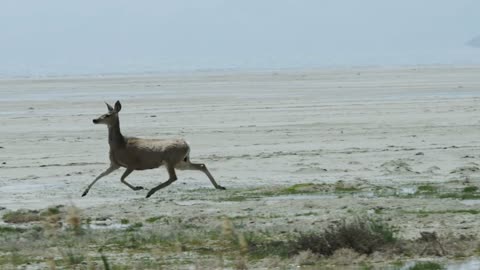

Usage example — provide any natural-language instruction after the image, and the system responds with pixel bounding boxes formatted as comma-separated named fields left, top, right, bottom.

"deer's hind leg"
left=176, top=159, right=226, bottom=190
left=146, top=164, right=178, bottom=198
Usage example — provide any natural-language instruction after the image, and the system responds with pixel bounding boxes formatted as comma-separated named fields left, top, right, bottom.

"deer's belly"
left=134, top=161, right=164, bottom=170
left=132, top=158, right=164, bottom=170
left=113, top=153, right=164, bottom=170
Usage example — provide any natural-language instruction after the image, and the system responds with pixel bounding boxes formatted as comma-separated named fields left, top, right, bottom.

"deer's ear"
left=105, top=102, right=114, bottom=112
left=114, top=101, right=122, bottom=112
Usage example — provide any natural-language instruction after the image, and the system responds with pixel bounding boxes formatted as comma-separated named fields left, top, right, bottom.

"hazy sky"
left=1, top=0, right=479, bottom=76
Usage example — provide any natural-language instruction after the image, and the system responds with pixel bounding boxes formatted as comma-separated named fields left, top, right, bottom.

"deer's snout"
left=93, top=119, right=99, bottom=124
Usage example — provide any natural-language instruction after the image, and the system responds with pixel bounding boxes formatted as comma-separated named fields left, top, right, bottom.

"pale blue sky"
left=0, top=0, right=479, bottom=76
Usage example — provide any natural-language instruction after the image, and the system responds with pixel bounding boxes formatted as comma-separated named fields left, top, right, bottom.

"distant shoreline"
left=1, top=64, right=480, bottom=81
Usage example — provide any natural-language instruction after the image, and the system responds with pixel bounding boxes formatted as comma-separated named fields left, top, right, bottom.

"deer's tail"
left=183, top=140, right=191, bottom=162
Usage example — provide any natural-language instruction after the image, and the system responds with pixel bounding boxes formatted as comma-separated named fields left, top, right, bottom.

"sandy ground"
left=1, top=67, right=480, bottom=267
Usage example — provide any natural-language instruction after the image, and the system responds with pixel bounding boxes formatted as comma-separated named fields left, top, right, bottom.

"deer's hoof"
left=81, top=191, right=88, bottom=197
left=146, top=191, right=154, bottom=198
left=134, top=186, right=144, bottom=191
left=217, top=186, right=226, bottom=190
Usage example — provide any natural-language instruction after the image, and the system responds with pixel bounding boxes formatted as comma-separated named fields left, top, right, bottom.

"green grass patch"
left=409, top=261, right=444, bottom=270
left=245, top=231, right=293, bottom=259
left=40, top=206, right=62, bottom=216
left=145, top=216, right=164, bottom=223
left=223, top=195, right=249, bottom=202
left=335, top=185, right=361, bottom=192
left=248, top=239, right=292, bottom=259
left=439, top=193, right=480, bottom=200
left=61, top=249, right=85, bottom=266
left=404, top=209, right=480, bottom=216
left=0, top=253, right=34, bottom=266
left=120, top=218, right=129, bottom=224
left=100, top=252, right=111, bottom=270
left=227, top=183, right=324, bottom=199
left=0, top=226, right=26, bottom=234
left=216, top=183, right=328, bottom=202
left=280, top=183, right=320, bottom=194
left=463, top=186, right=478, bottom=193
left=359, top=263, right=374, bottom=270
left=416, top=185, right=438, bottom=195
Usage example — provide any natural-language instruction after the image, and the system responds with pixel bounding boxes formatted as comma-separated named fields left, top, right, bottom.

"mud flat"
left=1, top=66, right=480, bottom=268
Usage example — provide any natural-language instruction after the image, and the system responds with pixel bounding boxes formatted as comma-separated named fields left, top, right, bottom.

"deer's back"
left=111, top=137, right=190, bottom=170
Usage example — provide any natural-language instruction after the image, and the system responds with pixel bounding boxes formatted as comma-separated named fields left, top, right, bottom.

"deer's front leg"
left=82, top=164, right=119, bottom=196
left=120, top=168, right=144, bottom=191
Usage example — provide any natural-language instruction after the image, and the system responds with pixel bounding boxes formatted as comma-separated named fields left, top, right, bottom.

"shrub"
left=292, top=218, right=396, bottom=256
left=2, top=210, right=41, bottom=223
left=246, top=217, right=397, bottom=258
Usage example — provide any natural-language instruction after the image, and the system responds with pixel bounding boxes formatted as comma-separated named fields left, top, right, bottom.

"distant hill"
left=467, top=36, right=480, bottom=48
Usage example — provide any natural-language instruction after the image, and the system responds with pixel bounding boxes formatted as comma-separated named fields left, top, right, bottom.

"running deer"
left=82, top=101, right=226, bottom=198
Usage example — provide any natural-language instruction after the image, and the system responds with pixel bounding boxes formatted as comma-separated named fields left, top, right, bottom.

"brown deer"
left=82, top=101, right=225, bottom=198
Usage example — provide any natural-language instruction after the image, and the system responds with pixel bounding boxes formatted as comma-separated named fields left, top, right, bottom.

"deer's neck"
left=108, top=119, right=126, bottom=148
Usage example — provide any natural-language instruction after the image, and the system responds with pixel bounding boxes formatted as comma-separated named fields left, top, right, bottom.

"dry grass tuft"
left=65, top=206, right=83, bottom=235
left=2, top=209, right=42, bottom=223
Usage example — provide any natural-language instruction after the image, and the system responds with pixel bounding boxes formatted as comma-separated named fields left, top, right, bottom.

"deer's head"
left=93, top=101, right=122, bottom=126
